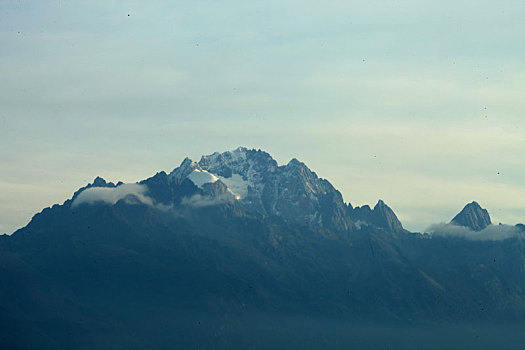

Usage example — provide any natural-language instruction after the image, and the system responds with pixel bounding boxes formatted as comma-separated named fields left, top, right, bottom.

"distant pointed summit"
left=349, top=199, right=404, bottom=233
left=451, top=201, right=491, bottom=231
left=372, top=200, right=404, bottom=233
left=92, top=176, right=108, bottom=187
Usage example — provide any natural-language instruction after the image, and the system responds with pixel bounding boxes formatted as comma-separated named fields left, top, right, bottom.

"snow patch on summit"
left=186, top=169, right=250, bottom=199
left=220, top=173, right=250, bottom=199
left=187, top=169, right=219, bottom=188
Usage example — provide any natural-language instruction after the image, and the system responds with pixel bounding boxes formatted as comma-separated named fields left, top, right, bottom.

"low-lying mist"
left=426, top=223, right=521, bottom=241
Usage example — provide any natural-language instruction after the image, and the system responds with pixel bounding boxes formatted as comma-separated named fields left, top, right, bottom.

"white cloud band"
left=71, top=183, right=154, bottom=208
left=426, top=222, right=521, bottom=241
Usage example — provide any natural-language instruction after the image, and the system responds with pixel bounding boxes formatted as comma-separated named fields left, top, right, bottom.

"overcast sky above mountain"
left=1, top=0, right=524, bottom=233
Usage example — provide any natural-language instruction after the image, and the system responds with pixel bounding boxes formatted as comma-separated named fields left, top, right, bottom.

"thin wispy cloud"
left=426, top=223, right=521, bottom=241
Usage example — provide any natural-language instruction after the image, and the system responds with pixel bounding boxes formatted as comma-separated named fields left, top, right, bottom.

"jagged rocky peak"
left=201, top=180, right=236, bottom=202
left=165, top=147, right=352, bottom=230
left=198, top=147, right=278, bottom=180
left=286, top=158, right=306, bottom=169
left=451, top=201, right=492, bottom=231
left=161, top=147, right=407, bottom=233
left=84, top=176, right=119, bottom=190
left=372, top=200, right=404, bottom=233
left=169, top=157, right=201, bottom=183
left=281, top=158, right=330, bottom=195
left=91, top=176, right=119, bottom=188
left=350, top=200, right=404, bottom=233
left=92, top=176, right=108, bottom=187
left=70, top=176, right=119, bottom=201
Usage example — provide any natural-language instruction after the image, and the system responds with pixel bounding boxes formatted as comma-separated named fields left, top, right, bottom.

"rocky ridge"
left=451, top=201, right=492, bottom=231
left=161, top=147, right=402, bottom=233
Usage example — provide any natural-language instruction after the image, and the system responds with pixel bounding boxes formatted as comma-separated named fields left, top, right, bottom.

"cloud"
left=72, top=183, right=154, bottom=208
left=425, top=222, right=521, bottom=241
left=180, top=194, right=232, bottom=208
left=354, top=220, right=369, bottom=230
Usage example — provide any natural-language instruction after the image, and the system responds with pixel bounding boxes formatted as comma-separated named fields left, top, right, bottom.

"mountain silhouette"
left=1, top=147, right=524, bottom=349
left=451, top=201, right=492, bottom=231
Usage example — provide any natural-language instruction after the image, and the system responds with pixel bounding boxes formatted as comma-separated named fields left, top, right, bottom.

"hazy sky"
left=1, top=0, right=524, bottom=233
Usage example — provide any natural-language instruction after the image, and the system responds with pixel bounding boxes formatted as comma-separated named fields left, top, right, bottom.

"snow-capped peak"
left=168, top=151, right=252, bottom=200
left=166, top=147, right=350, bottom=231
left=198, top=147, right=249, bottom=177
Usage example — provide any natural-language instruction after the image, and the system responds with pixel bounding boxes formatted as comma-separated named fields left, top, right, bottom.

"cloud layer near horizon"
left=426, top=223, right=521, bottom=241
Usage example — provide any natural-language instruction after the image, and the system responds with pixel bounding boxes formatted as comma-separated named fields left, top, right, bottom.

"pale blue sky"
left=1, top=0, right=524, bottom=233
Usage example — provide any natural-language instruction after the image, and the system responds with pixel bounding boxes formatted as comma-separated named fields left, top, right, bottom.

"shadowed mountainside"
left=1, top=147, right=525, bottom=349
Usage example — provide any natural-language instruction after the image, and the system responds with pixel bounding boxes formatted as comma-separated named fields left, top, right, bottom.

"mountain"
left=350, top=199, right=405, bottom=233
left=156, top=147, right=396, bottom=233
left=451, top=201, right=492, bottom=231
left=1, top=147, right=525, bottom=349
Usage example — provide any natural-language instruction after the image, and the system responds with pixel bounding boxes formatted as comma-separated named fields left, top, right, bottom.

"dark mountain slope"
left=451, top=201, right=492, bottom=231
left=1, top=147, right=525, bottom=349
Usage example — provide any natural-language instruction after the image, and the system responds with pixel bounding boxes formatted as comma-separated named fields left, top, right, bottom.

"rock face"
left=66, top=148, right=404, bottom=234
left=349, top=200, right=404, bottom=233
left=371, top=200, right=405, bottom=233
left=451, top=201, right=492, bottom=231
left=4, top=147, right=525, bottom=349
left=165, top=147, right=395, bottom=232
